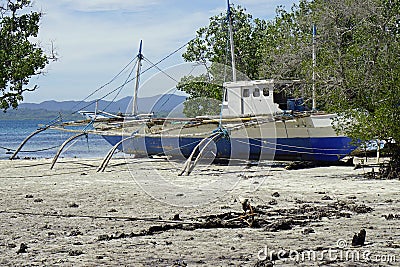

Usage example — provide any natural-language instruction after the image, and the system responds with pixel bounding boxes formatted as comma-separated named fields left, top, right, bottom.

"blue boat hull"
left=102, top=135, right=356, bottom=162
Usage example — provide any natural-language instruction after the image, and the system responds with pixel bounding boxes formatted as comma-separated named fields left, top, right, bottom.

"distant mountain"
left=19, top=94, right=186, bottom=114
left=0, top=94, right=187, bottom=120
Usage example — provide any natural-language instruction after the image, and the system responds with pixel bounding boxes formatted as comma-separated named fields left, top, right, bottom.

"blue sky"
left=26, top=0, right=298, bottom=103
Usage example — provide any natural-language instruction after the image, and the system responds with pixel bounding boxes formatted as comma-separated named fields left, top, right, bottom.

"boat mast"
left=312, top=25, right=316, bottom=111
left=133, top=40, right=143, bottom=115
left=227, top=0, right=237, bottom=82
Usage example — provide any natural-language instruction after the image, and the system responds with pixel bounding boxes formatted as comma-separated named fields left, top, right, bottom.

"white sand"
left=0, top=157, right=399, bottom=266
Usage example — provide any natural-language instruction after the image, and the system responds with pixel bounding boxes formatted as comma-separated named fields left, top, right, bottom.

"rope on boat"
left=70, top=39, right=193, bottom=116
left=70, top=57, right=138, bottom=114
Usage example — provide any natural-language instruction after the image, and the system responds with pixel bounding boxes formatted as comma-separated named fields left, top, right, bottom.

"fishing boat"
left=98, top=79, right=355, bottom=163
left=10, top=1, right=357, bottom=171
left=90, top=1, right=357, bottom=166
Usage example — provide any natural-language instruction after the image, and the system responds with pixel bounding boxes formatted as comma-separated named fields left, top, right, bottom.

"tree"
left=176, top=71, right=223, bottom=117
left=275, top=0, right=400, bottom=177
left=179, top=5, right=267, bottom=117
left=183, top=5, right=267, bottom=80
left=0, top=0, right=49, bottom=111
left=317, top=0, right=400, bottom=178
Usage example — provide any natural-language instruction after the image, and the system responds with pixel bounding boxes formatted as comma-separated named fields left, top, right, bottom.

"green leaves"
left=182, top=5, right=265, bottom=80
left=0, top=0, right=48, bottom=111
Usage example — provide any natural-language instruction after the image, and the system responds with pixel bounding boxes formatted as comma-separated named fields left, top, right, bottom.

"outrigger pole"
left=9, top=126, right=50, bottom=160
left=10, top=117, right=62, bottom=160
left=50, top=132, right=87, bottom=170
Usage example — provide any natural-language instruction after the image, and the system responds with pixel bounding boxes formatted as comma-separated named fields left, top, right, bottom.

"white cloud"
left=55, top=0, right=160, bottom=12
left=26, top=0, right=298, bottom=103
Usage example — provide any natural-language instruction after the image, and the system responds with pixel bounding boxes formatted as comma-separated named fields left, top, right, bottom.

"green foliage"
left=177, top=74, right=223, bottom=101
left=0, top=0, right=49, bottom=111
left=176, top=73, right=223, bottom=117
left=182, top=97, right=221, bottom=118
left=180, top=5, right=267, bottom=117
left=267, top=0, right=400, bottom=175
left=182, top=5, right=267, bottom=80
left=307, top=0, right=400, bottom=146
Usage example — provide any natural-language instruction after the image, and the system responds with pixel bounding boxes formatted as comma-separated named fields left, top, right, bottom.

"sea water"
left=0, top=119, right=112, bottom=160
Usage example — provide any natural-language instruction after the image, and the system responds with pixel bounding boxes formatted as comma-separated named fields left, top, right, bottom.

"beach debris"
left=328, top=200, right=373, bottom=214
left=108, top=208, right=118, bottom=213
left=8, top=243, right=17, bottom=249
left=68, top=249, right=84, bottom=256
left=302, top=227, right=315, bottom=235
left=48, top=232, right=56, bottom=237
left=69, top=230, right=83, bottom=236
left=353, top=163, right=362, bottom=170
left=25, top=194, right=34, bottom=198
left=173, top=214, right=182, bottom=221
left=239, top=199, right=256, bottom=226
left=33, top=198, right=43, bottom=203
left=321, top=195, right=333, bottom=200
left=268, top=199, right=278, bottom=205
left=271, top=192, right=280, bottom=197
left=98, top=234, right=111, bottom=241
left=241, top=198, right=251, bottom=213
left=348, top=204, right=373, bottom=213
left=16, top=243, right=28, bottom=254
left=254, top=259, right=274, bottom=267
left=172, top=259, right=187, bottom=266
left=351, top=229, right=366, bottom=246
left=383, top=214, right=400, bottom=220
left=94, top=200, right=373, bottom=241
left=266, top=219, right=294, bottom=231
left=285, top=161, right=316, bottom=170
left=68, top=202, right=79, bottom=208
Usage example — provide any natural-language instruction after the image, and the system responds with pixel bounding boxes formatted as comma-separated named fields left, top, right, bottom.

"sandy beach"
left=0, top=157, right=399, bottom=266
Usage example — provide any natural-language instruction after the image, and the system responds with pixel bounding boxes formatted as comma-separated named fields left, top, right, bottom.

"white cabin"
left=222, top=80, right=282, bottom=117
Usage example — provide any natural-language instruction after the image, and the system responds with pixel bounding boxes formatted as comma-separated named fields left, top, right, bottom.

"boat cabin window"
left=263, top=88, right=269, bottom=97
left=253, top=88, right=260, bottom=97
left=243, top=88, right=250, bottom=97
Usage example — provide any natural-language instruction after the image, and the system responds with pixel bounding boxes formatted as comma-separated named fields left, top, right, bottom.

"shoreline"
left=0, top=158, right=399, bottom=266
